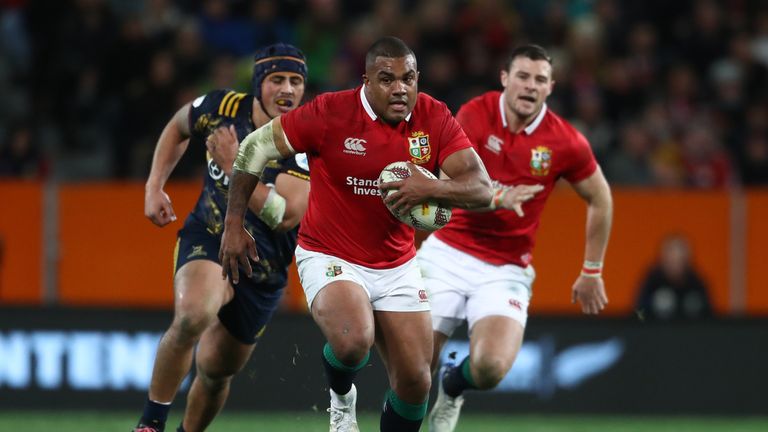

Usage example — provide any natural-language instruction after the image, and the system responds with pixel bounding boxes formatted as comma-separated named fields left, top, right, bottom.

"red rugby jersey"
left=281, top=87, right=471, bottom=268
left=434, top=91, right=597, bottom=266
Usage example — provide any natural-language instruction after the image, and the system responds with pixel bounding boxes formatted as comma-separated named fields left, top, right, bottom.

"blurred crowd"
left=0, top=0, right=767, bottom=186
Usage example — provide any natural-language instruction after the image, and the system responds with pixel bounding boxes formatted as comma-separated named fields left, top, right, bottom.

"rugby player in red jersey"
left=421, top=44, right=613, bottom=432
left=220, top=37, right=539, bottom=432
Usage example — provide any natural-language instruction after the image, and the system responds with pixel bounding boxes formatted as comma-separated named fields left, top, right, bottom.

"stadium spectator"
left=734, top=102, right=768, bottom=185
left=680, top=125, right=734, bottom=189
left=220, top=36, right=536, bottom=432
left=3, top=1, right=767, bottom=186
left=295, top=0, right=343, bottom=89
left=738, top=131, right=768, bottom=185
left=419, top=44, right=612, bottom=432
left=605, top=121, right=655, bottom=186
left=569, top=90, right=613, bottom=165
left=196, top=0, right=253, bottom=57
left=245, top=0, right=296, bottom=49
left=133, top=43, right=310, bottom=432
left=0, top=122, right=46, bottom=179
left=117, top=49, right=182, bottom=178
left=635, top=234, right=712, bottom=321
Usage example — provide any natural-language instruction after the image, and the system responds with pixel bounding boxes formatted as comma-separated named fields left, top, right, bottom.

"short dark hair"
left=504, top=44, right=552, bottom=70
left=365, top=36, right=416, bottom=70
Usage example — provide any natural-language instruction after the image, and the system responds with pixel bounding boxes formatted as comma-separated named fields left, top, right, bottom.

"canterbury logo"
left=344, top=138, right=367, bottom=152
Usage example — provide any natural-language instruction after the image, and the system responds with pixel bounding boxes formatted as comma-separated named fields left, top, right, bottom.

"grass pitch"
left=3, top=411, right=768, bottom=431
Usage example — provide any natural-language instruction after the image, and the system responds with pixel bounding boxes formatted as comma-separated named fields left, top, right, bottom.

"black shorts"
left=174, top=225, right=285, bottom=345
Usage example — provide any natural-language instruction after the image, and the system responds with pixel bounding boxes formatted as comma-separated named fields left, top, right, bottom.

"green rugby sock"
left=322, top=342, right=369, bottom=394
left=380, top=389, right=427, bottom=431
left=443, top=356, right=477, bottom=397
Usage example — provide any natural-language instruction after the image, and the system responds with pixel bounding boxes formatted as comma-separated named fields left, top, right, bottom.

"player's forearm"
left=275, top=202, right=303, bottom=232
left=246, top=183, right=271, bottom=214
left=430, top=171, right=492, bottom=209
left=272, top=174, right=309, bottom=232
left=582, top=191, right=613, bottom=263
left=146, top=123, right=188, bottom=191
left=225, top=170, right=261, bottom=226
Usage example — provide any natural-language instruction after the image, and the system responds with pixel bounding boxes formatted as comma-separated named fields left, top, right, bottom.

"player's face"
left=501, top=57, right=554, bottom=120
left=260, top=71, right=305, bottom=117
left=363, top=55, right=419, bottom=125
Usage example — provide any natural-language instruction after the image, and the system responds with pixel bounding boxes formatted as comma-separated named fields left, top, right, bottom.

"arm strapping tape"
left=234, top=120, right=292, bottom=176
left=258, top=185, right=286, bottom=230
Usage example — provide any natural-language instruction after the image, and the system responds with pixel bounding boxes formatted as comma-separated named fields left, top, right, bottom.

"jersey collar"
left=499, top=92, right=547, bottom=135
left=360, top=87, right=412, bottom=122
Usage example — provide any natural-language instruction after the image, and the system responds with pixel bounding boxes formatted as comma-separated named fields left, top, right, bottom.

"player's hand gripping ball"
left=378, top=161, right=452, bottom=231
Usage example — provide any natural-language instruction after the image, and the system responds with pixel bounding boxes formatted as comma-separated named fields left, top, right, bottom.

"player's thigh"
left=417, top=235, right=473, bottom=327
left=173, top=227, right=233, bottom=320
left=296, top=246, right=375, bottom=346
left=465, top=274, right=531, bottom=370
left=374, top=310, right=432, bottom=391
left=311, top=280, right=375, bottom=349
left=174, top=260, right=233, bottom=320
left=218, top=278, right=284, bottom=345
left=469, top=315, right=525, bottom=369
left=195, top=320, right=255, bottom=378
left=464, top=264, right=533, bottom=332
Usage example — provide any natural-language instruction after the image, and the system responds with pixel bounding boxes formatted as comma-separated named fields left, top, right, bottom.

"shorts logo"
left=325, top=264, right=343, bottom=277
left=343, top=138, right=367, bottom=156
left=408, top=131, right=431, bottom=164
left=187, top=245, right=207, bottom=259
left=485, top=134, right=503, bottom=154
left=530, top=146, right=552, bottom=176
left=418, top=289, right=429, bottom=302
left=509, top=299, right=523, bottom=311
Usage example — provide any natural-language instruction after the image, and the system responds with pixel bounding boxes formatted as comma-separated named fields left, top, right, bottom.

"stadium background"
left=1, top=0, right=767, bottom=430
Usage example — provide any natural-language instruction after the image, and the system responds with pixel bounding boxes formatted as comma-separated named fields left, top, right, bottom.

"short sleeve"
left=562, top=130, right=598, bottom=183
left=188, top=89, right=237, bottom=139
left=454, top=103, right=481, bottom=151
left=436, top=103, right=474, bottom=165
left=280, top=94, right=328, bottom=155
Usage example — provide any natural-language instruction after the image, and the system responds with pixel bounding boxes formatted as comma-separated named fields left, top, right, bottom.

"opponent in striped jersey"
left=135, top=44, right=309, bottom=432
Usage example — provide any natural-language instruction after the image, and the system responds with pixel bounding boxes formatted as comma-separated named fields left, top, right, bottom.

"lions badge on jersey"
left=530, top=145, right=552, bottom=176
left=408, top=131, right=431, bottom=164
left=325, top=264, right=343, bottom=277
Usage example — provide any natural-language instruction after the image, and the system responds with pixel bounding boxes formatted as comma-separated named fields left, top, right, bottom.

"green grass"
left=3, top=411, right=768, bottom=432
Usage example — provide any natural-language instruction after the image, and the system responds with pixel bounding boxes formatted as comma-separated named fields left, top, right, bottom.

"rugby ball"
left=378, top=161, right=452, bottom=231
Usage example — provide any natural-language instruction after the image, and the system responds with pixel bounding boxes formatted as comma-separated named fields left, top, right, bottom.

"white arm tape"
left=258, top=185, right=287, bottom=230
left=233, top=120, right=294, bottom=176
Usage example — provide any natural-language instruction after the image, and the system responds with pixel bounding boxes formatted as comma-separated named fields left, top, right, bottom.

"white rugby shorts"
left=295, top=245, right=431, bottom=312
left=416, top=235, right=534, bottom=336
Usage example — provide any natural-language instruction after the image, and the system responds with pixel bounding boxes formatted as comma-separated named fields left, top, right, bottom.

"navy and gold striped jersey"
left=182, top=89, right=309, bottom=288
